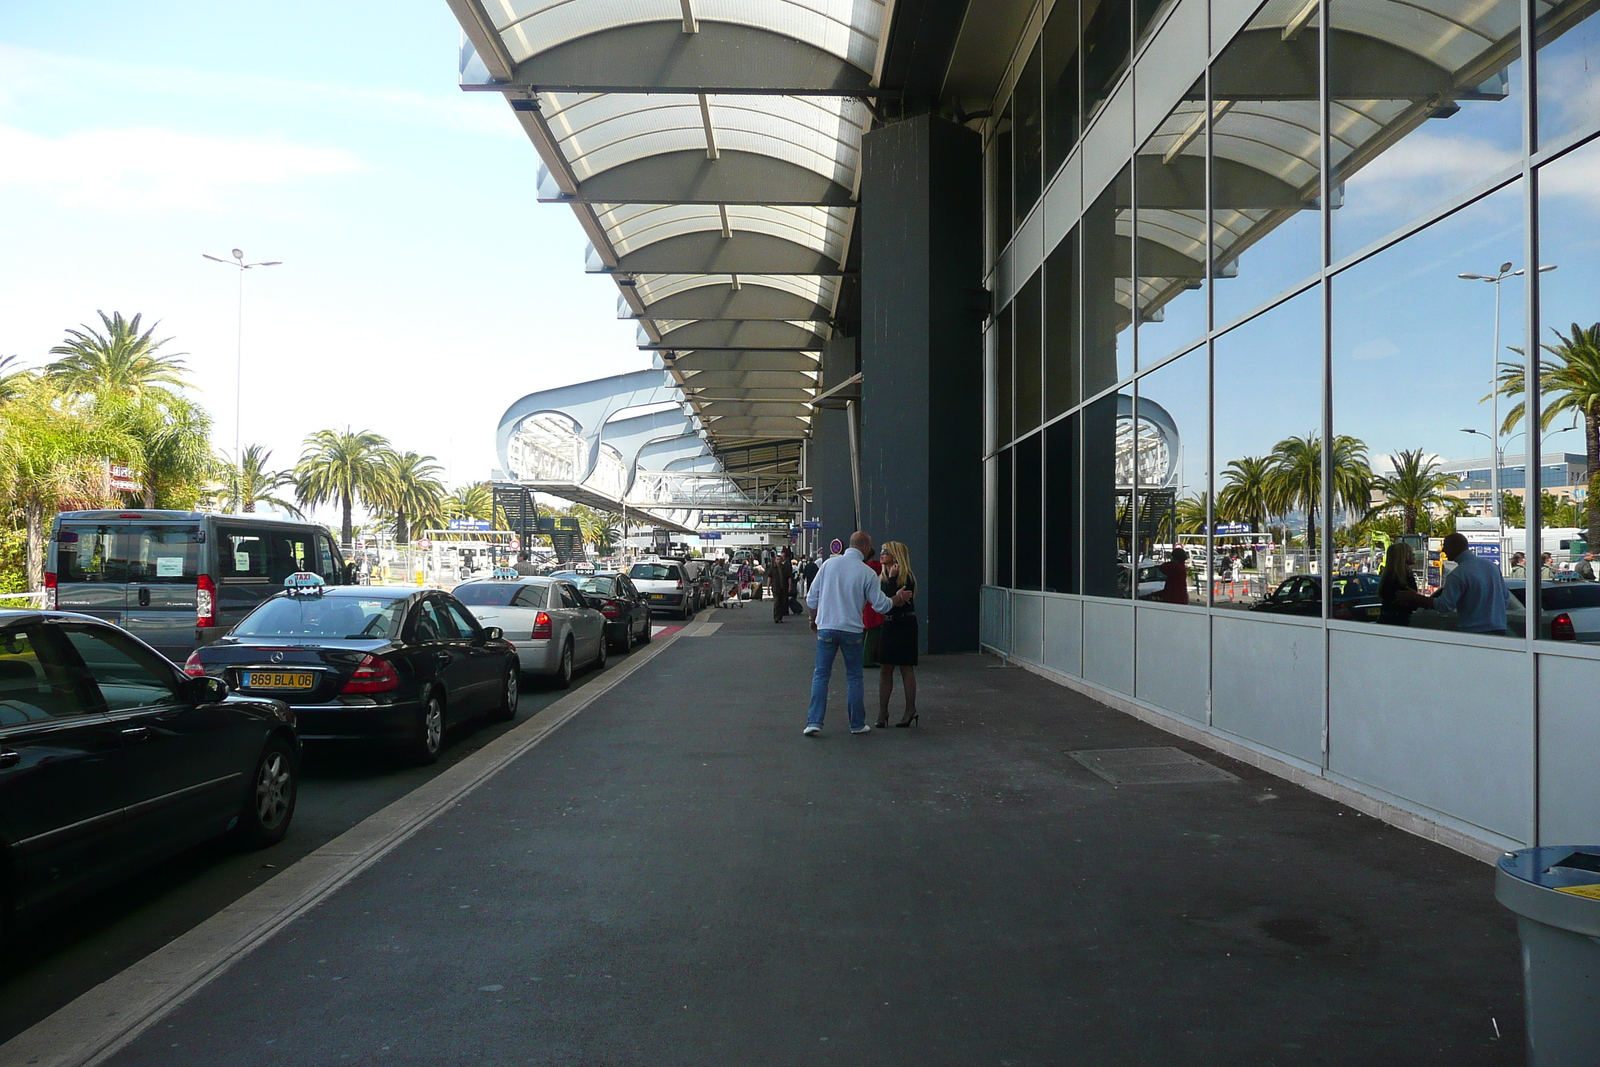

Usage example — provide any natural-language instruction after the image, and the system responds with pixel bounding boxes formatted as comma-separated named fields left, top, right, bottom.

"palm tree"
left=294, top=429, right=391, bottom=545
left=444, top=482, right=494, bottom=523
left=1217, top=456, right=1273, bottom=531
left=45, top=311, right=188, bottom=401
left=1371, top=448, right=1460, bottom=535
left=1264, top=433, right=1372, bottom=550
left=0, top=382, right=136, bottom=587
left=1174, top=493, right=1209, bottom=535
left=218, top=445, right=302, bottom=516
left=1499, top=322, right=1600, bottom=545
left=116, top=394, right=216, bottom=508
left=375, top=451, right=446, bottom=543
left=0, top=355, right=32, bottom=405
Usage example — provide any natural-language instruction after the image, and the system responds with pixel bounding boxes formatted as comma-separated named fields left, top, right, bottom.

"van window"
left=219, top=527, right=319, bottom=583
left=56, top=524, right=201, bottom=584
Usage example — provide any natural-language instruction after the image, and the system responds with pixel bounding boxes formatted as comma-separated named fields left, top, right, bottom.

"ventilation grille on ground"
left=1067, top=747, right=1240, bottom=785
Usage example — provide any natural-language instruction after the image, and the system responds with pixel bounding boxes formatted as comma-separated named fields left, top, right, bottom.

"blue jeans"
left=808, top=628, right=866, bottom=729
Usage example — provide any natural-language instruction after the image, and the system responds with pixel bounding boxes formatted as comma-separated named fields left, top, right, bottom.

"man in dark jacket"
left=770, top=549, right=794, bottom=623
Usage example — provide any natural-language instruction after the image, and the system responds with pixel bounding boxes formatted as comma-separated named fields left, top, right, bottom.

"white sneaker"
left=803, top=725, right=821, bottom=736
left=850, top=724, right=872, bottom=734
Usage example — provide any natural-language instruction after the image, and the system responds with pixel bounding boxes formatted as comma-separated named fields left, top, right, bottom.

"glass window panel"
left=1045, top=0, right=1082, bottom=177
left=1083, top=0, right=1132, bottom=121
left=1046, top=414, right=1083, bottom=593
left=1016, top=273, right=1044, bottom=435
left=1538, top=0, right=1600, bottom=148
left=1016, top=433, right=1044, bottom=590
left=1210, top=0, right=1323, bottom=326
left=994, top=303, right=1014, bottom=447
left=1332, top=184, right=1524, bottom=637
left=1083, top=391, right=1130, bottom=597
left=1136, top=78, right=1210, bottom=367
left=1084, top=164, right=1135, bottom=394
left=1213, top=286, right=1324, bottom=610
left=1136, top=349, right=1210, bottom=604
left=1135, top=0, right=1177, bottom=46
left=994, top=106, right=1015, bottom=254
left=1046, top=226, right=1082, bottom=419
left=997, top=448, right=1015, bottom=587
left=1533, top=140, right=1600, bottom=639
left=1015, top=42, right=1045, bottom=226
left=1329, top=0, right=1523, bottom=262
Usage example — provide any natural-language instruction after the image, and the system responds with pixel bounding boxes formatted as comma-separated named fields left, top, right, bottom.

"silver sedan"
left=452, top=576, right=608, bottom=688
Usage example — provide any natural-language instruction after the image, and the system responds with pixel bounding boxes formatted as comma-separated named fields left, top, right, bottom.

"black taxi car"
left=185, top=576, right=518, bottom=764
left=0, top=609, right=296, bottom=940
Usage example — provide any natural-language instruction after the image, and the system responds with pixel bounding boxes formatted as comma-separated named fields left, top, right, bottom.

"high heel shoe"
left=895, top=712, right=918, bottom=728
left=874, top=716, right=889, bottom=729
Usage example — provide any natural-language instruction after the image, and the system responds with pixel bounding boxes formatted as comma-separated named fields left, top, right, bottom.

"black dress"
left=877, top=576, right=918, bottom=666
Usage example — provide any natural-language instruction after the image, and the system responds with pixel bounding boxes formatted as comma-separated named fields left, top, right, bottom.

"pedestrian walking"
left=873, top=541, right=920, bottom=729
left=804, top=531, right=911, bottom=736
left=770, top=549, right=793, bottom=623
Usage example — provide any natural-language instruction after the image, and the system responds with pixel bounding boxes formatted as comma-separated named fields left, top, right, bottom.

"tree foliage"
left=294, top=429, right=392, bottom=545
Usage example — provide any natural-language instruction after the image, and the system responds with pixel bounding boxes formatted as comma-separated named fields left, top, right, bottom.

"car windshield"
left=451, top=583, right=526, bottom=607
left=233, top=594, right=404, bottom=639
left=578, top=577, right=616, bottom=595
left=630, top=564, right=678, bottom=581
left=1331, top=575, right=1377, bottom=597
left=55, top=523, right=202, bottom=584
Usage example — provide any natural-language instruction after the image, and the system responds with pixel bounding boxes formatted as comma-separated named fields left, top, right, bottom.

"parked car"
left=453, top=576, right=608, bottom=687
left=1506, top=579, right=1600, bottom=641
left=186, top=581, right=517, bottom=764
left=1121, top=562, right=1167, bottom=600
left=628, top=560, right=697, bottom=618
left=677, top=559, right=714, bottom=612
left=48, top=509, right=353, bottom=663
left=1, top=609, right=298, bottom=941
left=572, top=572, right=653, bottom=651
left=1252, top=573, right=1383, bottom=621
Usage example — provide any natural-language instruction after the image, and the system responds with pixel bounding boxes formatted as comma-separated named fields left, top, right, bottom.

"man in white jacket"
left=803, top=530, right=912, bottom=735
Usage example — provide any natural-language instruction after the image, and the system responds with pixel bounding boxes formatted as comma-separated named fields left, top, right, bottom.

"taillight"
left=183, top=651, right=206, bottom=676
left=341, top=654, right=399, bottom=694
left=196, top=573, right=217, bottom=628
left=675, top=579, right=684, bottom=590
left=1552, top=612, right=1576, bottom=641
left=43, top=572, right=57, bottom=610
left=600, top=600, right=622, bottom=618
left=531, top=611, right=553, bottom=639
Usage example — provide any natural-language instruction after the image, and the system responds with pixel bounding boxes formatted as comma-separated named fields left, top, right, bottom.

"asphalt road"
left=0, top=631, right=672, bottom=1046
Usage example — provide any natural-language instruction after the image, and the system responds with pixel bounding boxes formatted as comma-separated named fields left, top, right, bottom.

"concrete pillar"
left=810, top=335, right=858, bottom=547
left=858, top=113, right=984, bottom=653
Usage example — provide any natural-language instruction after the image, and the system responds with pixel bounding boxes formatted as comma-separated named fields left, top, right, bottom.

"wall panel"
left=1213, top=613, right=1324, bottom=764
left=1536, top=652, right=1600, bottom=845
left=1010, top=590, right=1045, bottom=664
left=1082, top=598, right=1134, bottom=693
left=1043, top=595, right=1084, bottom=677
left=1135, top=606, right=1208, bottom=722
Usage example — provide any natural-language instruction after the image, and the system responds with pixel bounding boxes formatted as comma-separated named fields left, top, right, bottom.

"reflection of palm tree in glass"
left=1264, top=433, right=1372, bottom=551
left=1218, top=456, right=1273, bottom=531
left=1371, top=448, right=1459, bottom=535
left=1499, top=322, right=1600, bottom=547
left=1175, top=493, right=1209, bottom=535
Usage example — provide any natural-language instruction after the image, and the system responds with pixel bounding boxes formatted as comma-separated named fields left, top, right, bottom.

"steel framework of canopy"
left=447, top=0, right=893, bottom=473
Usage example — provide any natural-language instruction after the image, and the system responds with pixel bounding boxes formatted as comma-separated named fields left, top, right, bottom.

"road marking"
left=0, top=619, right=711, bottom=1067
left=685, top=622, right=721, bottom=637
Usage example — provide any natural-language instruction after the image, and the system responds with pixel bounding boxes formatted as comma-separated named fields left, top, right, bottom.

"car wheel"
left=410, top=691, right=445, bottom=764
left=237, top=735, right=297, bottom=847
left=594, top=634, right=608, bottom=672
left=613, top=620, right=633, bottom=654
left=639, top=612, right=653, bottom=643
left=490, top=662, right=518, bottom=723
left=552, top=640, right=574, bottom=689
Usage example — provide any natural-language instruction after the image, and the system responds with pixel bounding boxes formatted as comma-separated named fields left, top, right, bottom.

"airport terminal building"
left=449, top=0, right=1600, bottom=857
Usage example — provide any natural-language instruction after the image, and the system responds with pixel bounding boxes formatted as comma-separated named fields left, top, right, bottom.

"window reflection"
left=1212, top=286, right=1323, bottom=611
left=1044, top=0, right=1082, bottom=177
left=1017, top=432, right=1044, bottom=590
left=1210, top=0, right=1323, bottom=326
left=993, top=105, right=1014, bottom=254
left=1046, top=414, right=1082, bottom=593
left=1135, top=349, right=1209, bottom=604
left=1046, top=227, right=1081, bottom=419
left=1015, top=42, right=1045, bottom=227
left=1328, top=0, right=1523, bottom=261
left=1083, top=0, right=1132, bottom=121
left=1083, top=391, right=1128, bottom=596
left=1084, top=165, right=1134, bottom=394
left=996, top=448, right=1014, bottom=587
left=1016, top=273, right=1043, bottom=436
left=993, top=303, right=1013, bottom=449
left=1136, top=79, right=1209, bottom=367
left=1537, top=0, right=1600, bottom=148
left=1331, top=183, right=1524, bottom=638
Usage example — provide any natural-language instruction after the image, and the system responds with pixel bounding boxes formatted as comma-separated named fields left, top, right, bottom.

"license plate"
left=649, top=593, right=667, bottom=600
left=241, top=670, right=315, bottom=691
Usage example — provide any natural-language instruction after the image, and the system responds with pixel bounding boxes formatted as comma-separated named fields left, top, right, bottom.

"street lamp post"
left=204, top=248, right=281, bottom=496
left=1458, top=262, right=1557, bottom=529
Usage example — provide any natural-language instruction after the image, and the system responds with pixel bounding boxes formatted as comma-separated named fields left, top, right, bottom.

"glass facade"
left=987, top=0, right=1600, bottom=647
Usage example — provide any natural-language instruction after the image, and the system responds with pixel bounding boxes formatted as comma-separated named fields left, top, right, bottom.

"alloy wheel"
left=255, top=751, right=292, bottom=829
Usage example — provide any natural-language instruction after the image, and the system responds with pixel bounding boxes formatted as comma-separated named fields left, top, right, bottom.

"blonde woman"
left=873, top=541, right=920, bottom=728
left=1377, top=541, right=1419, bottom=626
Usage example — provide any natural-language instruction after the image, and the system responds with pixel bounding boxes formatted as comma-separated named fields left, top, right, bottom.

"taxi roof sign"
left=284, top=571, right=326, bottom=595
left=491, top=566, right=520, bottom=580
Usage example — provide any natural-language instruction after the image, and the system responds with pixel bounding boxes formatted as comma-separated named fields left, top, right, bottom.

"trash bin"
left=1495, top=845, right=1600, bottom=1065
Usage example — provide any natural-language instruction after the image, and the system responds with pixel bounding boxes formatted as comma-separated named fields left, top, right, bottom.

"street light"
left=1457, top=261, right=1557, bottom=529
left=204, top=248, right=282, bottom=494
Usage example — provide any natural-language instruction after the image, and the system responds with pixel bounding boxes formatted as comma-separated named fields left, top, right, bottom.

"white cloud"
left=0, top=124, right=365, bottom=211
left=1350, top=336, right=1401, bottom=361
left=1342, top=129, right=1520, bottom=212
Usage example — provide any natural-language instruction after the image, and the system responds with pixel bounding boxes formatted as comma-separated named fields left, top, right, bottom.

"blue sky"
left=0, top=0, right=646, bottom=505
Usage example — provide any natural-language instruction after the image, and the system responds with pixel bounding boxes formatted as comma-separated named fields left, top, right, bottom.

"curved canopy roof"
left=447, top=0, right=890, bottom=462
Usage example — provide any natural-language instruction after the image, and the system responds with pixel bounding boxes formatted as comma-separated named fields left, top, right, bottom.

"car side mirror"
left=182, top=675, right=228, bottom=703
left=482, top=626, right=503, bottom=641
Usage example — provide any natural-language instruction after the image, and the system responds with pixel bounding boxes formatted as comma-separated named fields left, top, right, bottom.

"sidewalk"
left=98, top=605, right=1522, bottom=1065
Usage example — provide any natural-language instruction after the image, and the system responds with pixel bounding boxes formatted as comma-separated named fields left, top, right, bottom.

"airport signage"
left=1214, top=522, right=1254, bottom=534
left=449, top=518, right=492, bottom=531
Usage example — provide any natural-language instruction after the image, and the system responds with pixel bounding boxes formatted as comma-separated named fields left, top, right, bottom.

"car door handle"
left=120, top=726, right=153, bottom=742
left=137, top=587, right=151, bottom=607
left=0, top=750, right=18, bottom=769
